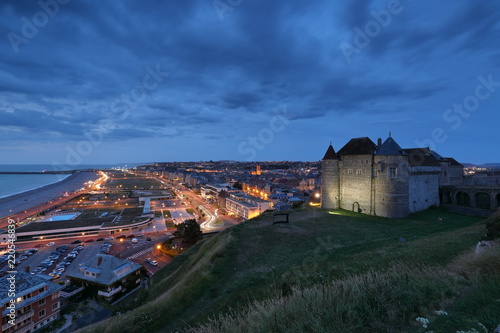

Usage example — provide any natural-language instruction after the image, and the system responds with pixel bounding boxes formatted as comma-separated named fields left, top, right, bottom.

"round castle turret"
left=321, top=144, right=340, bottom=209
left=373, top=136, right=409, bottom=218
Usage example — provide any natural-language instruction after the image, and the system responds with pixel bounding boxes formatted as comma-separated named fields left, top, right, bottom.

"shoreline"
left=0, top=171, right=99, bottom=220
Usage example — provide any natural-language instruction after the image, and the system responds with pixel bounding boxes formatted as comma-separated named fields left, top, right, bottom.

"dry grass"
left=448, top=242, right=500, bottom=281
left=186, top=265, right=463, bottom=333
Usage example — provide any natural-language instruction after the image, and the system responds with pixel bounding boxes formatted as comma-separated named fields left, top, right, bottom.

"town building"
left=0, top=272, right=64, bottom=333
left=321, top=135, right=463, bottom=218
left=225, top=193, right=271, bottom=219
left=67, top=254, right=144, bottom=302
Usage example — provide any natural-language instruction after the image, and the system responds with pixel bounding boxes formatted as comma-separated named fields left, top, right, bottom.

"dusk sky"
left=1, top=0, right=499, bottom=167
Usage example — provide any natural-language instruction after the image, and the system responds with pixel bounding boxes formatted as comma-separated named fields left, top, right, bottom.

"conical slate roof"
left=322, top=144, right=338, bottom=160
left=377, top=137, right=404, bottom=155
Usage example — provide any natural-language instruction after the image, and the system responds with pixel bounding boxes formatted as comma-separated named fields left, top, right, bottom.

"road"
left=151, top=176, right=240, bottom=231
left=169, top=207, right=194, bottom=224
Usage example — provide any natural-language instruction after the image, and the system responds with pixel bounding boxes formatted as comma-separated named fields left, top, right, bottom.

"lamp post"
left=313, top=193, right=320, bottom=222
left=156, top=244, right=162, bottom=258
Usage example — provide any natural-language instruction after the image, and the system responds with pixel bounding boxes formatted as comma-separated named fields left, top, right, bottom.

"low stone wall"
left=441, top=204, right=498, bottom=218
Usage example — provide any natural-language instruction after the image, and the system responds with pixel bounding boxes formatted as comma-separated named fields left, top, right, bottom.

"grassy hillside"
left=77, top=207, right=500, bottom=333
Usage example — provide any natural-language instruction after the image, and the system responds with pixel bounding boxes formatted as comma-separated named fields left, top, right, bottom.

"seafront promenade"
left=0, top=171, right=99, bottom=221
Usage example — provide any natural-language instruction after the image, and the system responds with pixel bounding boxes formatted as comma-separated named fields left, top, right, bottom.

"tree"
left=173, top=219, right=203, bottom=246
left=233, top=182, right=243, bottom=190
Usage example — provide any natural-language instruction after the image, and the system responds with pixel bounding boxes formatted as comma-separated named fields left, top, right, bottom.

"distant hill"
left=76, top=208, right=499, bottom=333
left=463, top=162, right=500, bottom=168
left=480, top=163, right=500, bottom=168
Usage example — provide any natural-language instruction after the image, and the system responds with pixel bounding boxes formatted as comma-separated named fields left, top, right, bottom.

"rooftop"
left=0, top=272, right=64, bottom=316
left=376, top=137, right=405, bottom=155
left=16, top=217, right=111, bottom=233
left=322, top=144, right=338, bottom=160
left=67, top=254, right=142, bottom=286
left=337, top=137, right=377, bottom=155
left=403, top=148, right=441, bottom=167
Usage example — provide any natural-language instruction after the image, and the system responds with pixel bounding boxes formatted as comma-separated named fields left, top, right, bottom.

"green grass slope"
left=77, top=207, right=499, bottom=333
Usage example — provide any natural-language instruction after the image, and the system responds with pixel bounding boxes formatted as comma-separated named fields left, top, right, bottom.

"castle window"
left=347, top=169, right=353, bottom=175
left=388, top=167, right=397, bottom=178
left=356, top=169, right=362, bottom=175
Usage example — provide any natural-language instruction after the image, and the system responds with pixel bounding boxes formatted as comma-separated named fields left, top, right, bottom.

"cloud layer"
left=1, top=0, right=499, bottom=164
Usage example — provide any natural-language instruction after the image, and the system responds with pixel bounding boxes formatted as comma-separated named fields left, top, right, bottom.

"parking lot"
left=2, top=241, right=116, bottom=281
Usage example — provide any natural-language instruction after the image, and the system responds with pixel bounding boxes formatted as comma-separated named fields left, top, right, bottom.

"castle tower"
left=321, top=144, right=340, bottom=209
left=374, top=136, right=409, bottom=218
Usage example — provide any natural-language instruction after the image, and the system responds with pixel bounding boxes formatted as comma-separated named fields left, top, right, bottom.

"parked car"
left=150, top=260, right=158, bottom=266
left=131, top=238, right=138, bottom=244
left=145, top=258, right=152, bottom=263
left=146, top=237, right=152, bottom=241
left=71, top=240, right=82, bottom=244
left=105, top=236, right=114, bottom=240
left=85, top=239, right=94, bottom=243
left=136, top=234, right=144, bottom=237
left=46, top=242, right=55, bottom=247
left=96, top=238, right=104, bottom=241
left=34, top=244, right=44, bottom=248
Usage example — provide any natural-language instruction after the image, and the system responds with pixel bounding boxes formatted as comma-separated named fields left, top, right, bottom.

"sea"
left=0, top=163, right=142, bottom=199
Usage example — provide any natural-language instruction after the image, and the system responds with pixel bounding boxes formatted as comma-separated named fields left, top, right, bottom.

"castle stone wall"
left=321, top=159, right=339, bottom=209
left=374, top=155, right=409, bottom=218
left=339, top=155, right=373, bottom=214
left=408, top=166, right=440, bottom=213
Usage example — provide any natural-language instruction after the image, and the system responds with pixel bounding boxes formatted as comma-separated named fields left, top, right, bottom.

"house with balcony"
left=0, top=272, right=64, bottom=333
left=67, top=254, right=144, bottom=302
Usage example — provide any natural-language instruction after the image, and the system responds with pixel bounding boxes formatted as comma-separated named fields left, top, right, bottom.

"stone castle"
left=320, top=135, right=463, bottom=218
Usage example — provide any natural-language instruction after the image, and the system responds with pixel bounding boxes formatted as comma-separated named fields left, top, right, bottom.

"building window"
left=38, top=299, right=45, bottom=306
left=356, top=169, right=362, bottom=175
left=39, top=309, right=46, bottom=318
left=38, top=287, right=45, bottom=293
left=52, top=292, right=59, bottom=300
left=347, top=169, right=353, bottom=174
left=388, top=167, right=397, bottom=178
left=52, top=303, right=59, bottom=310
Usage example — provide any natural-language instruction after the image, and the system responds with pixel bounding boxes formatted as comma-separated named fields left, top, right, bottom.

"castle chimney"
left=377, top=138, right=382, bottom=148
left=97, top=256, right=103, bottom=266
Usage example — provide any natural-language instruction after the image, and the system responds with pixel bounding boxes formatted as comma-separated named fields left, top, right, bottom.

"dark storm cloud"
left=0, top=0, right=499, bottom=163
